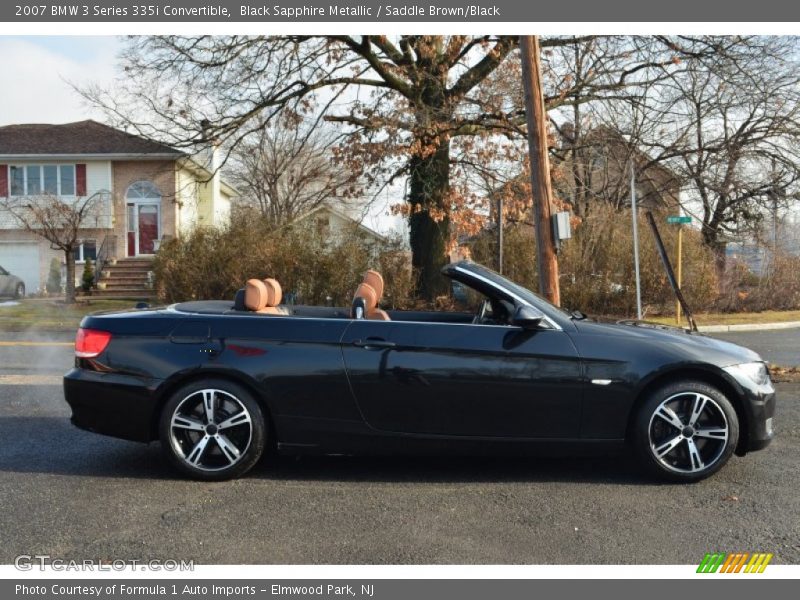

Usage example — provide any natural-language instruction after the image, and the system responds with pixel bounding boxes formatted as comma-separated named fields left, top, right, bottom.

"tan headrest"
left=354, top=282, right=378, bottom=311
left=245, top=279, right=268, bottom=311
left=263, top=278, right=282, bottom=307
left=363, top=270, right=384, bottom=301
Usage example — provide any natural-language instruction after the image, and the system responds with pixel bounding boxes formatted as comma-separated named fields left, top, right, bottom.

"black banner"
left=4, top=579, right=799, bottom=600
left=2, top=0, right=799, bottom=22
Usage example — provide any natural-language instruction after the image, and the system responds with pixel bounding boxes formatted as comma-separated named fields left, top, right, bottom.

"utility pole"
left=675, top=221, right=683, bottom=325
left=520, top=35, right=560, bottom=306
left=631, top=163, right=643, bottom=320
left=497, top=195, right=504, bottom=274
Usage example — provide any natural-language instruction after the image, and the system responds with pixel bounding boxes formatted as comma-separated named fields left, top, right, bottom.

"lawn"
left=647, top=310, right=800, bottom=327
left=0, top=298, right=143, bottom=332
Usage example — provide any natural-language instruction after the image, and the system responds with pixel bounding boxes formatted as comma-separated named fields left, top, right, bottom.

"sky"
left=0, top=36, right=119, bottom=125
left=0, top=35, right=403, bottom=234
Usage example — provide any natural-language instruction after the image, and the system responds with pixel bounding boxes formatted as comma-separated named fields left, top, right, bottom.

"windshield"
left=452, top=262, right=573, bottom=318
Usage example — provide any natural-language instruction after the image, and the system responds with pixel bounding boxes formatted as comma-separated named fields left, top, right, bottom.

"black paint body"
left=64, top=263, right=775, bottom=458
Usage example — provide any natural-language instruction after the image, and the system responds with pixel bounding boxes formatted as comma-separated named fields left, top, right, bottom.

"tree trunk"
left=408, top=140, right=451, bottom=301
left=702, top=228, right=727, bottom=283
left=64, top=251, right=77, bottom=304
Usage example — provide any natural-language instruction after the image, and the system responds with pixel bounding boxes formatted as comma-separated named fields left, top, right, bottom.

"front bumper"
left=63, top=368, right=162, bottom=443
left=737, top=379, right=776, bottom=455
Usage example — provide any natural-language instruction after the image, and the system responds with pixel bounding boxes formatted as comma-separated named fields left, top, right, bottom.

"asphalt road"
left=0, top=328, right=798, bottom=564
left=714, top=328, right=800, bottom=367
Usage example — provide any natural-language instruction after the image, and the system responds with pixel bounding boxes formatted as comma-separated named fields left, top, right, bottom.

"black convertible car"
left=64, top=261, right=775, bottom=482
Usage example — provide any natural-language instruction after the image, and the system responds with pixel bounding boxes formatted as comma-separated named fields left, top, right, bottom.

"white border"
left=2, top=564, right=799, bottom=579
left=2, top=22, right=800, bottom=36
left=1, top=17, right=798, bottom=578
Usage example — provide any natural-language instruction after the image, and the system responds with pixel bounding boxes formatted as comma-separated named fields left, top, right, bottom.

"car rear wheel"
left=159, top=379, right=266, bottom=481
left=633, top=380, right=739, bottom=482
left=14, top=283, right=24, bottom=299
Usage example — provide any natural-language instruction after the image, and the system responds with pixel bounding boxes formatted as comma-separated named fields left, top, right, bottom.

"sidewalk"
left=698, top=320, right=800, bottom=333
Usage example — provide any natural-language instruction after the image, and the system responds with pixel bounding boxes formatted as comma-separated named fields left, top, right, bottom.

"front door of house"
left=126, top=202, right=160, bottom=257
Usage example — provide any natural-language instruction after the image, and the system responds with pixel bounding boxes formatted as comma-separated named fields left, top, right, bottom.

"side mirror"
left=511, top=305, right=545, bottom=329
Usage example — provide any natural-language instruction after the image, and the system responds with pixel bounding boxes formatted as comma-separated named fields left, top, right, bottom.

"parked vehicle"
left=63, top=261, right=775, bottom=481
left=0, top=265, right=25, bottom=299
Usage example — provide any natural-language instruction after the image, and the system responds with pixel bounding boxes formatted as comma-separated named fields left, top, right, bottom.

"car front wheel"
left=633, top=380, right=739, bottom=482
left=14, top=283, right=24, bottom=299
left=159, top=379, right=266, bottom=481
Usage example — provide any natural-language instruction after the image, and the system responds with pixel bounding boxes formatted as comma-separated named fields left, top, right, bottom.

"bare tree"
left=80, top=35, right=709, bottom=299
left=230, top=113, right=360, bottom=227
left=632, top=36, right=800, bottom=275
left=0, top=192, right=108, bottom=303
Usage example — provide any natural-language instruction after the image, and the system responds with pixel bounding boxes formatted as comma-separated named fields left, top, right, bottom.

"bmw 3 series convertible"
left=63, top=261, right=775, bottom=482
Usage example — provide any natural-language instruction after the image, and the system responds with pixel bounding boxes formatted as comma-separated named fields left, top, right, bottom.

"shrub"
left=154, top=217, right=412, bottom=307
left=471, top=205, right=719, bottom=317
left=81, top=259, right=94, bottom=293
left=46, top=258, right=62, bottom=295
left=158, top=205, right=799, bottom=317
left=716, top=252, right=800, bottom=312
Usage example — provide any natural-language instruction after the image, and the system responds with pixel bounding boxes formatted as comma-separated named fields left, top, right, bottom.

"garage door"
left=0, top=242, right=40, bottom=296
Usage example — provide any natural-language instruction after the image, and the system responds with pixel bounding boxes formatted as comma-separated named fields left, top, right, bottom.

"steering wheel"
left=472, top=298, right=490, bottom=324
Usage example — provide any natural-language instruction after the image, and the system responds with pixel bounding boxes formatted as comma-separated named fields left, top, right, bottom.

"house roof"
left=0, top=120, right=184, bottom=157
left=177, top=156, right=239, bottom=198
left=293, top=204, right=388, bottom=243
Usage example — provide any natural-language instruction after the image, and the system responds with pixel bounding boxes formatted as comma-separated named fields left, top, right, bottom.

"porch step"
left=94, top=287, right=157, bottom=295
left=101, top=268, right=151, bottom=276
left=102, top=276, right=149, bottom=285
left=116, top=257, right=154, bottom=263
left=103, top=281, right=151, bottom=290
left=96, top=258, right=156, bottom=298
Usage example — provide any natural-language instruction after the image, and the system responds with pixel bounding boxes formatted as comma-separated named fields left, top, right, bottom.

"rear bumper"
left=63, top=368, right=162, bottom=443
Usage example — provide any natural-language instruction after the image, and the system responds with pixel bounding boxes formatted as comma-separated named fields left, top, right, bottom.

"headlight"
left=723, top=362, right=771, bottom=386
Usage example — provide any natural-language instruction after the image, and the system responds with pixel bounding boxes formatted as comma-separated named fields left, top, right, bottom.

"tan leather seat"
left=363, top=270, right=384, bottom=301
left=353, top=269, right=390, bottom=321
left=245, top=278, right=286, bottom=315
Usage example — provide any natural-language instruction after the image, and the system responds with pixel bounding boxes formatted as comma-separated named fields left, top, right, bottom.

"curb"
left=698, top=320, right=800, bottom=333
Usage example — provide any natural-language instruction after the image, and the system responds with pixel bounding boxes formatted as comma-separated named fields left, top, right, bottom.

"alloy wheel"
left=169, top=389, right=253, bottom=472
left=647, top=391, right=729, bottom=474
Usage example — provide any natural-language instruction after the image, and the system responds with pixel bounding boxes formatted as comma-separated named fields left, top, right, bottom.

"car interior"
left=172, top=268, right=515, bottom=326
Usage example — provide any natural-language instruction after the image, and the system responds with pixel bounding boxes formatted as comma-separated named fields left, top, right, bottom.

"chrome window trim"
left=451, top=266, right=564, bottom=331
left=168, top=266, right=566, bottom=332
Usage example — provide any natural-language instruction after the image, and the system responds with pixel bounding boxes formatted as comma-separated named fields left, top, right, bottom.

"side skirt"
left=274, top=415, right=626, bottom=457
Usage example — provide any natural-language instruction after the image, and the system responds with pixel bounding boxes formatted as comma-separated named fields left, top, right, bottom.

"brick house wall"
left=111, top=160, right=178, bottom=260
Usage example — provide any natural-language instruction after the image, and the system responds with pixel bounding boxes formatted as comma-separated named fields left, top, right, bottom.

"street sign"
left=667, top=216, right=692, bottom=224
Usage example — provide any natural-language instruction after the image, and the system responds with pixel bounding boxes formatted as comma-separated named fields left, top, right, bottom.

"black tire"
left=14, top=283, right=24, bottom=299
left=159, top=378, right=266, bottom=481
left=632, top=380, right=739, bottom=483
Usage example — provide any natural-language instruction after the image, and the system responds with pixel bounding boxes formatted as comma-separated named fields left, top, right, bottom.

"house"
left=291, top=203, right=388, bottom=247
left=553, top=124, right=681, bottom=214
left=0, top=120, right=236, bottom=295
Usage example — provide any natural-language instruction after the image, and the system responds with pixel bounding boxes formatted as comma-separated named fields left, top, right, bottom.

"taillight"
left=75, top=328, right=112, bottom=358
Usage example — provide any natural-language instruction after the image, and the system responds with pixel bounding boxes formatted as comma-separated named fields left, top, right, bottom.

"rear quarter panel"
left=80, top=310, right=360, bottom=442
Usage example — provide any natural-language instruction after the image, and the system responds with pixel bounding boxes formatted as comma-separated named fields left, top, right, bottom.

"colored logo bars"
left=697, top=552, right=773, bottom=573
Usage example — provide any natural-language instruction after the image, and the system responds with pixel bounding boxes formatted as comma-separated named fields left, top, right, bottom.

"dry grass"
left=0, top=298, right=135, bottom=332
left=648, top=310, right=800, bottom=327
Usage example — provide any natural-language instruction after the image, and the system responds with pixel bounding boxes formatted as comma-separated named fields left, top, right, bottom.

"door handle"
left=352, top=338, right=396, bottom=350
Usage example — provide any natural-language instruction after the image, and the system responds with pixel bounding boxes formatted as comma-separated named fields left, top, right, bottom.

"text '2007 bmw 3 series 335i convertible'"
left=64, top=261, right=775, bottom=481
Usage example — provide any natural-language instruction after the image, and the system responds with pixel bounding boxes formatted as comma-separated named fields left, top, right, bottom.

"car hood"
left=572, top=318, right=763, bottom=366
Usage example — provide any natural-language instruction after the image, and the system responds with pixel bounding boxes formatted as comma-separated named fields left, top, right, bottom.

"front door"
left=126, top=202, right=160, bottom=257
left=340, top=319, right=584, bottom=439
